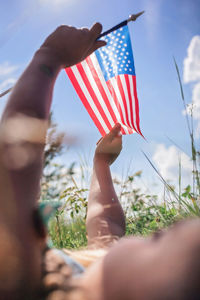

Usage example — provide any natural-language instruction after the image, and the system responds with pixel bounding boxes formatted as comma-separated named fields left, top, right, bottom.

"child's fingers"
left=89, top=22, right=103, bottom=40
left=108, top=123, right=121, bottom=139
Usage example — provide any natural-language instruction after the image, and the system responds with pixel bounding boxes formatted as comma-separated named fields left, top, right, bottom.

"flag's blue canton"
left=95, top=25, right=135, bottom=82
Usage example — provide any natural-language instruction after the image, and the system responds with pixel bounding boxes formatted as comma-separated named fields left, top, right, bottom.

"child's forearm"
left=86, top=156, right=125, bottom=244
left=0, top=23, right=105, bottom=294
left=90, top=157, right=119, bottom=204
left=2, top=47, right=62, bottom=121
left=0, top=47, right=63, bottom=220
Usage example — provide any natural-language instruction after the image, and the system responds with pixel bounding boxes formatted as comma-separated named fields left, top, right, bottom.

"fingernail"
left=117, top=131, right=122, bottom=137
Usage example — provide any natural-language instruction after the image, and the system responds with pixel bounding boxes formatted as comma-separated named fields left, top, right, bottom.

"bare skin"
left=0, top=22, right=106, bottom=296
left=80, top=125, right=200, bottom=300
left=83, top=215, right=200, bottom=300
left=0, top=20, right=200, bottom=300
left=86, top=123, right=125, bottom=247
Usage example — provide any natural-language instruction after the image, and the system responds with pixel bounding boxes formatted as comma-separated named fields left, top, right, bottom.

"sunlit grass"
left=44, top=61, right=200, bottom=249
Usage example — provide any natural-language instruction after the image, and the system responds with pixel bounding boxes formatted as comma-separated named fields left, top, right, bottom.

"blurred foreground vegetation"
left=41, top=118, right=199, bottom=249
left=41, top=63, right=200, bottom=249
left=47, top=174, right=195, bottom=249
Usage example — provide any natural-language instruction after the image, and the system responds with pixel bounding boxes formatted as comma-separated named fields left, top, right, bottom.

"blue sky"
left=0, top=0, right=200, bottom=197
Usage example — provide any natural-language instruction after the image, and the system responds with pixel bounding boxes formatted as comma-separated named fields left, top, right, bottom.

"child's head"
left=102, top=218, right=200, bottom=300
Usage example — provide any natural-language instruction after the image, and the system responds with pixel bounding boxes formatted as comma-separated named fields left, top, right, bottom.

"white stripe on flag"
left=89, top=53, right=123, bottom=124
left=109, top=77, right=130, bottom=134
left=82, top=59, right=115, bottom=128
left=120, top=75, right=136, bottom=132
left=71, top=65, right=109, bottom=134
left=129, top=75, right=139, bottom=133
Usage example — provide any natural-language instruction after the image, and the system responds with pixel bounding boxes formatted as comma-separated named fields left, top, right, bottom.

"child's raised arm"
left=0, top=22, right=105, bottom=296
left=86, top=124, right=126, bottom=247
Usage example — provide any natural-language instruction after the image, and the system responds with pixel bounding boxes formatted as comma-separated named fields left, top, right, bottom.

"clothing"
left=52, top=248, right=85, bottom=276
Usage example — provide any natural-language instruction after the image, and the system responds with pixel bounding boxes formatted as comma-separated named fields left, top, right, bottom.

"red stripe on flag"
left=106, top=80, right=127, bottom=135
left=85, top=56, right=119, bottom=126
left=76, top=63, right=113, bottom=132
left=85, top=56, right=126, bottom=135
left=132, top=76, right=143, bottom=136
left=116, top=76, right=133, bottom=134
left=124, top=75, right=139, bottom=134
left=65, top=67, right=106, bottom=136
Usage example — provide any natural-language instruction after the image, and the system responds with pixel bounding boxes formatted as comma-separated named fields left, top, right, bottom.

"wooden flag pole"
left=98, top=11, right=145, bottom=39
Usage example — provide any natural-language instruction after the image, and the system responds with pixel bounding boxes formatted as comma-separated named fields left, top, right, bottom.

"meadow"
left=40, top=63, right=200, bottom=249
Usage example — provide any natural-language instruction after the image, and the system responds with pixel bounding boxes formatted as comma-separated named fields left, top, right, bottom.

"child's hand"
left=41, top=23, right=106, bottom=68
left=94, top=123, right=122, bottom=165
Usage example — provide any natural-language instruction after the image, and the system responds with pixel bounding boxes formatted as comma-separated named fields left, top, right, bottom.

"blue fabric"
left=96, top=25, right=135, bottom=81
left=38, top=201, right=61, bottom=226
left=52, top=249, right=85, bottom=276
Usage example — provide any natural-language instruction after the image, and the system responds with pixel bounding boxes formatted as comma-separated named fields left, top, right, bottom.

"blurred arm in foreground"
left=1, top=23, right=106, bottom=214
left=0, top=23, right=105, bottom=297
left=86, top=123, right=126, bottom=247
left=1, top=20, right=200, bottom=300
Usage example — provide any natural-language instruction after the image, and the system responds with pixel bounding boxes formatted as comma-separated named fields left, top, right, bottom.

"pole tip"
left=128, top=11, right=145, bottom=22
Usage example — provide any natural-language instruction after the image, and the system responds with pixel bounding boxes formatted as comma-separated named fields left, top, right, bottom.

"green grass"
left=48, top=203, right=190, bottom=249
left=45, top=61, right=200, bottom=250
left=48, top=216, right=87, bottom=249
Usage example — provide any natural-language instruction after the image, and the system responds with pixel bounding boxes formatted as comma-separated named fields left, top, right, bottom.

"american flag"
left=66, top=25, right=142, bottom=136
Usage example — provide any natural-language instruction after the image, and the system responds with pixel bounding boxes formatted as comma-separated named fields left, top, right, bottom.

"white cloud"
left=0, top=62, right=18, bottom=78
left=152, top=144, right=192, bottom=189
left=0, top=62, right=18, bottom=95
left=0, top=78, right=16, bottom=92
left=183, top=82, right=200, bottom=115
left=191, top=82, right=200, bottom=138
left=182, top=36, right=200, bottom=138
left=183, top=35, right=200, bottom=83
left=191, top=82, right=200, bottom=117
